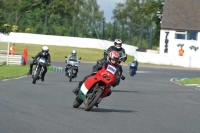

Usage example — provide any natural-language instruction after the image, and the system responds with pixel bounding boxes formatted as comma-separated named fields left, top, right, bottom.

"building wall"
left=159, top=29, right=200, bottom=57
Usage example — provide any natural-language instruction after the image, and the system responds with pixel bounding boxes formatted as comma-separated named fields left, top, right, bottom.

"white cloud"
left=97, top=0, right=125, bottom=22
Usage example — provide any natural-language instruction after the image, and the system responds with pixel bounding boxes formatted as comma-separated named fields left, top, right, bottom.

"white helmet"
left=42, top=46, right=49, bottom=55
left=134, top=58, right=137, bottom=61
left=72, top=50, right=76, bottom=56
left=114, top=38, right=122, bottom=49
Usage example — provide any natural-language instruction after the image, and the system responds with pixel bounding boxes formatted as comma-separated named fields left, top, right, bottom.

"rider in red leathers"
left=73, top=51, right=123, bottom=96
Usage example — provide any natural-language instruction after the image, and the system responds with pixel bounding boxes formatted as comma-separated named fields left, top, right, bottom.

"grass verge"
left=0, top=43, right=134, bottom=63
left=175, top=78, right=200, bottom=85
left=0, top=43, right=135, bottom=80
left=0, top=65, right=53, bottom=80
left=0, top=65, right=29, bottom=80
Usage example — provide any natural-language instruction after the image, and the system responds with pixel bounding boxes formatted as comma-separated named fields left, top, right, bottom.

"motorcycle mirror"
left=32, top=56, right=34, bottom=59
left=65, top=56, right=67, bottom=58
left=79, top=57, right=81, bottom=60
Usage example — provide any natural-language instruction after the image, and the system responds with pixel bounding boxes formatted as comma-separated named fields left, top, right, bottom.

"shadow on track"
left=112, top=90, right=139, bottom=93
left=75, top=107, right=137, bottom=113
left=91, top=108, right=137, bottom=113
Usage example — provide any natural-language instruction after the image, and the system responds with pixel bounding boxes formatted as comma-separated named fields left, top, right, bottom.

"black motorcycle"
left=65, top=56, right=81, bottom=82
left=32, top=57, right=46, bottom=84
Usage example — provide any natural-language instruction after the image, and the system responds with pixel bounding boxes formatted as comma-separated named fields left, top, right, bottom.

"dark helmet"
left=114, top=38, right=122, bottom=49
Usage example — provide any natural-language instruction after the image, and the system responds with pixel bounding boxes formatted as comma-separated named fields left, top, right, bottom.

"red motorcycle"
left=73, top=63, right=125, bottom=111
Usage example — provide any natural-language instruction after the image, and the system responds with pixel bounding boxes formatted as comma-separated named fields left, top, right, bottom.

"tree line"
left=0, top=0, right=163, bottom=48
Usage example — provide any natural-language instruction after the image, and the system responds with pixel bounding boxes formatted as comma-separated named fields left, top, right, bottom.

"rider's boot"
left=74, top=72, right=77, bottom=78
left=73, top=81, right=83, bottom=96
left=27, top=69, right=32, bottom=75
left=41, top=77, right=44, bottom=82
left=41, top=73, right=45, bottom=82
left=94, top=103, right=99, bottom=108
left=94, top=98, right=103, bottom=108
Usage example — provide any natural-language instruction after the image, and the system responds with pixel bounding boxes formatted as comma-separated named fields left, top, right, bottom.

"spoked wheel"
left=73, top=96, right=83, bottom=108
left=84, top=89, right=103, bottom=111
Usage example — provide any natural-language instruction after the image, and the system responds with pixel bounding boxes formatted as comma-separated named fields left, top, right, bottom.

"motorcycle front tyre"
left=32, top=68, right=40, bottom=84
left=84, top=89, right=103, bottom=111
left=130, top=68, right=135, bottom=76
left=69, top=68, right=73, bottom=82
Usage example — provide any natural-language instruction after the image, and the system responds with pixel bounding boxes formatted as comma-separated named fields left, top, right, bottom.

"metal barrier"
left=0, top=54, right=22, bottom=65
left=50, top=66, right=63, bottom=73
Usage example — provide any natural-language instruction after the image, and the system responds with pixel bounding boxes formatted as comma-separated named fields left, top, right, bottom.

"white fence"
left=0, top=32, right=200, bottom=69
left=135, top=52, right=200, bottom=68
left=0, top=54, right=22, bottom=65
left=0, top=32, right=138, bottom=57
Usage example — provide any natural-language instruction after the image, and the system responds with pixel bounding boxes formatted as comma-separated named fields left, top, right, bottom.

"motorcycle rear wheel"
left=73, top=96, right=83, bottom=108
left=84, top=88, right=103, bottom=111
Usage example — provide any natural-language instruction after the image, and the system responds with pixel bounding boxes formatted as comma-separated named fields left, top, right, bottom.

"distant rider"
left=132, top=58, right=138, bottom=71
left=27, top=46, right=51, bottom=82
left=73, top=51, right=123, bottom=97
left=93, top=38, right=127, bottom=72
left=91, top=38, right=127, bottom=87
left=65, top=50, right=81, bottom=78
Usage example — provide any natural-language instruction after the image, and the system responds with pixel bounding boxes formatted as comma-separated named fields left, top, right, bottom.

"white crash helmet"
left=114, top=38, right=122, bottom=49
left=134, top=58, right=137, bottom=61
left=42, top=46, right=49, bottom=55
left=72, top=50, right=76, bottom=56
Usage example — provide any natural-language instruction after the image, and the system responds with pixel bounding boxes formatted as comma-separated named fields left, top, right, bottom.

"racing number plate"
left=106, top=65, right=116, bottom=75
left=74, top=62, right=79, bottom=66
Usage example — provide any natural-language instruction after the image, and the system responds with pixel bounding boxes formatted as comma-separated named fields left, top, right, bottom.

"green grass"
left=0, top=65, right=29, bottom=80
left=0, top=42, right=188, bottom=80
left=176, top=78, right=200, bottom=85
left=0, top=65, right=53, bottom=80
left=0, top=43, right=134, bottom=64
left=0, top=43, right=135, bottom=80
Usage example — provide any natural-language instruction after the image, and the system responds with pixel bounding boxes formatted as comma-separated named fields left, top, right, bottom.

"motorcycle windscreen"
left=39, top=57, right=46, bottom=63
left=130, top=62, right=135, bottom=67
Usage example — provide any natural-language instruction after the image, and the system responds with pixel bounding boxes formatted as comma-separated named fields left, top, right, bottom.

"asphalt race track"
left=1, top=61, right=200, bottom=133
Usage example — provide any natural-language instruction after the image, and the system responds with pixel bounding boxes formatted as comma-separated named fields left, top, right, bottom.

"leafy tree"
left=0, top=10, right=11, bottom=34
left=112, top=0, right=163, bottom=48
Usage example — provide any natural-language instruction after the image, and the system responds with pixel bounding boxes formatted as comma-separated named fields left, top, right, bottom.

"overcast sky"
left=97, top=0, right=126, bottom=22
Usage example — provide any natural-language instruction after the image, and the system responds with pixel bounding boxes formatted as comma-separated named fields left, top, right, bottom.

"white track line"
left=1, top=76, right=28, bottom=81
left=170, top=78, right=183, bottom=86
left=171, top=78, right=200, bottom=91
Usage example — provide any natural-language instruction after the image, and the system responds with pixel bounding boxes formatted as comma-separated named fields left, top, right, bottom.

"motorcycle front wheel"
left=130, top=68, right=135, bottom=76
left=32, top=68, right=40, bottom=84
left=69, top=68, right=73, bottom=82
left=84, top=88, right=103, bottom=111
